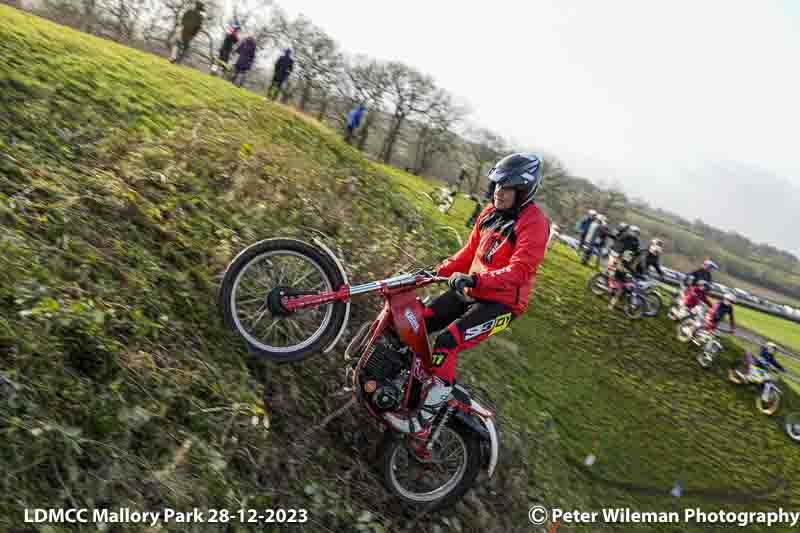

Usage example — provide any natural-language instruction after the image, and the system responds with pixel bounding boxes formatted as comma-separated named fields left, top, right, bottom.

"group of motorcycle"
left=586, top=267, right=663, bottom=320
left=667, top=293, right=784, bottom=418
left=215, top=232, right=800, bottom=512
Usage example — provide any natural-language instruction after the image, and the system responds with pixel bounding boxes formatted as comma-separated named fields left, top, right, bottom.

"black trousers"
left=422, top=290, right=514, bottom=383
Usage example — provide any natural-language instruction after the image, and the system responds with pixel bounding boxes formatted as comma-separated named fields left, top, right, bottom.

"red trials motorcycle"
left=217, top=238, right=500, bottom=510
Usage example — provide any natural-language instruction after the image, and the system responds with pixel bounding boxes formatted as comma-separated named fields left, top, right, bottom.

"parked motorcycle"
left=675, top=304, right=708, bottom=342
left=587, top=272, right=661, bottom=318
left=728, top=353, right=783, bottom=416
left=784, top=412, right=800, bottom=443
left=217, top=238, right=500, bottom=510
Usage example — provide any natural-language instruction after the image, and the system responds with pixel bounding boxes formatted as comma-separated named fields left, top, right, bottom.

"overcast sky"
left=277, top=0, right=800, bottom=256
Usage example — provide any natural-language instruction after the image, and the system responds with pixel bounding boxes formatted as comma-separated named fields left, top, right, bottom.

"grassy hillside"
left=4, top=7, right=800, bottom=533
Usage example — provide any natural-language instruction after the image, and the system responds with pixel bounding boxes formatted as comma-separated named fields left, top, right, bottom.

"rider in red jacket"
left=682, top=280, right=712, bottom=311
left=383, top=153, right=551, bottom=458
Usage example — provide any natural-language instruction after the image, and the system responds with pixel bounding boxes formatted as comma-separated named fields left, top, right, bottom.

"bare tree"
left=462, top=127, right=507, bottom=195
left=292, top=29, right=342, bottom=111
left=411, top=90, right=469, bottom=175
left=38, top=0, right=84, bottom=28
left=380, top=62, right=437, bottom=164
left=340, top=56, right=390, bottom=151
left=533, top=154, right=572, bottom=221
left=142, top=0, right=193, bottom=51
left=99, top=0, right=151, bottom=41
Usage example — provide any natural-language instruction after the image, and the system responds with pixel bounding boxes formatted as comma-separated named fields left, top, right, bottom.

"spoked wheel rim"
left=729, top=366, right=745, bottom=384
left=590, top=274, right=608, bottom=296
left=625, top=295, right=643, bottom=319
left=757, top=389, right=780, bottom=415
left=785, top=414, right=800, bottom=441
left=389, top=426, right=468, bottom=502
left=644, top=293, right=661, bottom=316
left=677, top=321, right=694, bottom=342
left=230, top=250, right=334, bottom=353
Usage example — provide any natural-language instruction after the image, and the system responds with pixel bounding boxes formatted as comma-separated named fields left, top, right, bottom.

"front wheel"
left=218, top=238, right=348, bottom=362
left=624, top=293, right=644, bottom=320
left=643, top=291, right=662, bottom=317
left=588, top=272, right=609, bottom=297
left=756, top=386, right=781, bottom=416
left=380, top=421, right=482, bottom=511
left=697, top=341, right=720, bottom=369
left=784, top=413, right=800, bottom=443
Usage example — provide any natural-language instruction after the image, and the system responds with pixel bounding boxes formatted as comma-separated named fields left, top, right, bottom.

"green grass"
left=4, top=7, right=800, bottom=532
left=734, top=305, right=800, bottom=354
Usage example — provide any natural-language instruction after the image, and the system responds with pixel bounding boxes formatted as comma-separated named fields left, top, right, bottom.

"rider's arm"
left=729, top=306, right=736, bottom=331
left=436, top=206, right=488, bottom=277
left=699, top=291, right=712, bottom=306
left=770, top=354, right=786, bottom=372
left=472, top=214, right=549, bottom=292
left=652, top=256, right=665, bottom=277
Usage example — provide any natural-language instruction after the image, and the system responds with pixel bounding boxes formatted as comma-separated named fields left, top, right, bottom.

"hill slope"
left=3, top=7, right=800, bottom=532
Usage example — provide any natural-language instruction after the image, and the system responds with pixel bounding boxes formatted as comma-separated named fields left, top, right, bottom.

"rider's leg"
left=609, top=271, right=625, bottom=309
left=383, top=300, right=514, bottom=440
left=422, top=290, right=470, bottom=335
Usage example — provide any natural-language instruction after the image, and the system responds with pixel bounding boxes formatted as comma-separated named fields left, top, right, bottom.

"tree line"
left=10, top=0, right=800, bottom=302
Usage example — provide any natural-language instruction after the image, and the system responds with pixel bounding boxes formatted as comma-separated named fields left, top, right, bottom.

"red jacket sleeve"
left=699, top=291, right=712, bottom=306
left=436, top=206, right=489, bottom=277
left=473, top=211, right=549, bottom=292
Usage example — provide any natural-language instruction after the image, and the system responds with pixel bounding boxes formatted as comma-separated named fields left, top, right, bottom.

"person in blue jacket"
left=344, top=103, right=366, bottom=144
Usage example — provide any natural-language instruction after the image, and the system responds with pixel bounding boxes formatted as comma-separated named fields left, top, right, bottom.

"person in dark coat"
left=170, top=1, right=206, bottom=64
left=267, top=49, right=295, bottom=100
left=211, top=21, right=241, bottom=75
left=229, top=37, right=257, bottom=87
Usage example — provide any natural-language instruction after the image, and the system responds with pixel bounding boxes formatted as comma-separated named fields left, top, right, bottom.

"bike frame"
left=280, top=271, right=497, bottom=435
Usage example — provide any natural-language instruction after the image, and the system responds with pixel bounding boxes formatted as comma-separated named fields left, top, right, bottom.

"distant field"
left=735, top=304, right=800, bottom=354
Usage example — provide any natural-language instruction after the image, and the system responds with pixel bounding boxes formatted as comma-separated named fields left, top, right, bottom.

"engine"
left=358, top=334, right=410, bottom=413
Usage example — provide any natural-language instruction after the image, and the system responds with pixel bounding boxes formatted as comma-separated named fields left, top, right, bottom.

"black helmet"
left=486, top=152, right=543, bottom=215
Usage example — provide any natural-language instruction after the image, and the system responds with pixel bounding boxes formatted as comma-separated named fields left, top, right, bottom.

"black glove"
left=448, top=272, right=476, bottom=293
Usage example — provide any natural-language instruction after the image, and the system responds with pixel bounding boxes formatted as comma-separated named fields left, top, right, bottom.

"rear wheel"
left=381, top=421, right=482, bottom=511
left=728, top=361, right=747, bottom=385
left=677, top=317, right=696, bottom=343
left=218, top=238, right=347, bottom=362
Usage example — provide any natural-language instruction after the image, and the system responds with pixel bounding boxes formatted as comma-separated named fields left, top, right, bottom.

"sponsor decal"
left=464, top=313, right=513, bottom=341
left=404, top=308, right=420, bottom=333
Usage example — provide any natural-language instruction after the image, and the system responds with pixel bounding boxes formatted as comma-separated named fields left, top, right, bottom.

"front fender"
left=464, top=398, right=500, bottom=479
left=312, top=237, right=352, bottom=354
